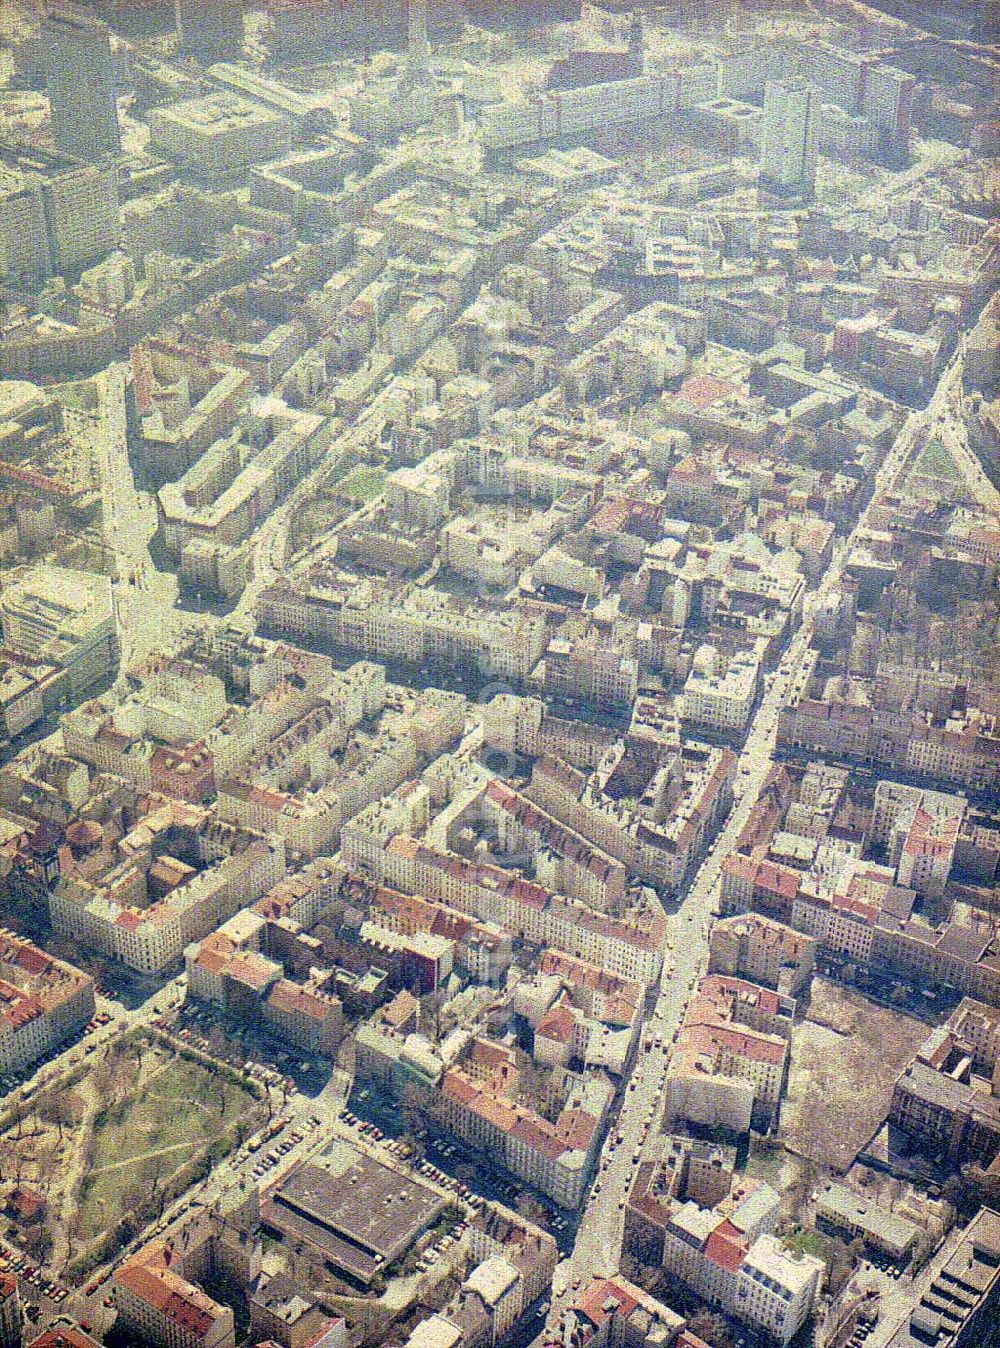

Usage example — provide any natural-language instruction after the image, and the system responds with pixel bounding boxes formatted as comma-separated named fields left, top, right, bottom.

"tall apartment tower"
left=43, top=6, right=121, bottom=162
left=175, top=0, right=244, bottom=60
left=759, top=79, right=818, bottom=199
left=407, top=0, right=430, bottom=78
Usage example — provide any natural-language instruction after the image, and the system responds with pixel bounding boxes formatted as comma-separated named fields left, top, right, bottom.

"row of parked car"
left=81, top=1012, right=112, bottom=1035
left=415, top=1218, right=468, bottom=1274
left=339, top=1112, right=483, bottom=1208
left=248, top=1125, right=305, bottom=1178
left=0, top=1247, right=69, bottom=1304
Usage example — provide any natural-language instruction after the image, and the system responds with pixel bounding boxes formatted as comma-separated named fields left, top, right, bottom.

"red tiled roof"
left=705, top=1218, right=747, bottom=1273
left=675, top=374, right=738, bottom=409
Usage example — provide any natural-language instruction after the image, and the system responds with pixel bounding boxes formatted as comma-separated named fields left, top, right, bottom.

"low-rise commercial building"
left=149, top=94, right=292, bottom=175
left=814, top=1182, right=918, bottom=1263
left=882, top=1206, right=1000, bottom=1348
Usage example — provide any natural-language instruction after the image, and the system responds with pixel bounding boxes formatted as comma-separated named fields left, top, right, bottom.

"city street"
left=96, top=363, right=187, bottom=668
left=546, top=337, right=970, bottom=1317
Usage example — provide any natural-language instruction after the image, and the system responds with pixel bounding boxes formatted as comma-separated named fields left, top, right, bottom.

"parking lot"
left=0, top=1242, right=74, bottom=1330
left=167, top=1001, right=333, bottom=1100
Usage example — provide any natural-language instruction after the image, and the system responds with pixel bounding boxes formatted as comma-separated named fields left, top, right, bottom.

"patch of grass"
left=52, top=381, right=99, bottom=412
left=337, top=464, right=386, bottom=504
left=915, top=439, right=962, bottom=482
left=781, top=978, right=928, bottom=1171
left=784, top=1228, right=831, bottom=1260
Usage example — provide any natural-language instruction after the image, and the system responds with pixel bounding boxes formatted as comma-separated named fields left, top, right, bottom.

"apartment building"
left=777, top=690, right=1000, bottom=794
left=0, top=1273, right=19, bottom=1348
left=360, top=878, right=513, bottom=985
left=369, top=834, right=666, bottom=986
left=708, top=912, right=816, bottom=998
left=473, top=777, right=627, bottom=915
left=262, top=978, right=344, bottom=1056
left=722, top=848, right=1000, bottom=1007
left=510, top=949, right=643, bottom=1077
left=661, top=1183, right=822, bottom=1348
left=681, top=643, right=763, bottom=734
left=524, top=738, right=735, bottom=893
left=53, top=811, right=285, bottom=973
left=258, top=572, right=549, bottom=683
left=112, top=1188, right=262, bottom=1348
left=136, top=346, right=256, bottom=484
left=159, top=404, right=330, bottom=565
left=483, top=693, right=617, bottom=771
left=0, top=929, right=95, bottom=1074
left=551, top=1273, right=689, bottom=1348
left=665, top=975, right=793, bottom=1134
left=114, top=1260, right=235, bottom=1348
left=889, top=1013, right=1000, bottom=1168
left=404, top=1203, right=558, bottom=1348
left=871, top=779, right=966, bottom=900
left=434, top=1037, right=613, bottom=1210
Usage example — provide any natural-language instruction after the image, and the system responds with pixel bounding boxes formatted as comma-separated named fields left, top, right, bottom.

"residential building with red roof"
left=657, top=1171, right=822, bottom=1346
left=368, top=832, right=665, bottom=986
left=431, top=1035, right=613, bottom=1210
left=114, top=1251, right=236, bottom=1348
left=540, top=1273, right=685, bottom=1348
left=0, top=927, right=94, bottom=1074
left=0, top=1272, right=19, bottom=1348
left=665, top=973, right=793, bottom=1134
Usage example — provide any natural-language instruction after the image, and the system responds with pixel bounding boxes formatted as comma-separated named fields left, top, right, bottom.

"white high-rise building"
left=760, top=80, right=818, bottom=198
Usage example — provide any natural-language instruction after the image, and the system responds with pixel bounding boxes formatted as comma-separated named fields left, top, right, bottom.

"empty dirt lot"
left=780, top=978, right=929, bottom=1172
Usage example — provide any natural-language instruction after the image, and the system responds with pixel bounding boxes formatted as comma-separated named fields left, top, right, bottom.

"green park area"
left=1, top=1033, right=263, bottom=1278
left=914, top=438, right=962, bottom=482
left=337, top=464, right=387, bottom=504
left=76, top=1050, right=258, bottom=1240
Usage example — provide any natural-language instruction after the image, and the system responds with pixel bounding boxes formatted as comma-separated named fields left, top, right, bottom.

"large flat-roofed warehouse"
left=148, top=93, right=291, bottom=175
left=262, top=1140, right=445, bottom=1287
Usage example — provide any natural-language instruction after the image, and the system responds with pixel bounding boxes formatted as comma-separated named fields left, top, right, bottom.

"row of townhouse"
left=433, top=1038, right=613, bottom=1211
left=353, top=876, right=514, bottom=985
left=0, top=928, right=96, bottom=1075
left=257, top=573, right=549, bottom=682
left=776, top=694, right=1000, bottom=794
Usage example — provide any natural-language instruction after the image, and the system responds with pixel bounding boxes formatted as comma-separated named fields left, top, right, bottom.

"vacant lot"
left=781, top=978, right=928, bottom=1172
